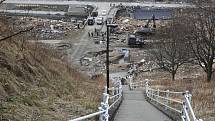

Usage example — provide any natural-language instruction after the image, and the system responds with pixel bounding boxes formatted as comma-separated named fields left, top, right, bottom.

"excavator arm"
left=145, top=14, right=156, bottom=28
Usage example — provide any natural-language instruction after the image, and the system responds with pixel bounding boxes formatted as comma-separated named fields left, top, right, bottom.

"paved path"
left=114, top=86, right=172, bottom=121
left=69, top=6, right=117, bottom=65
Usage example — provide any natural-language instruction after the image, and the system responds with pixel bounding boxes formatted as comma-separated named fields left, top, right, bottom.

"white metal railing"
left=69, top=79, right=123, bottom=121
left=145, top=81, right=184, bottom=114
left=130, top=81, right=145, bottom=89
left=127, top=74, right=145, bottom=90
left=181, top=91, right=203, bottom=121
left=128, top=77, right=203, bottom=121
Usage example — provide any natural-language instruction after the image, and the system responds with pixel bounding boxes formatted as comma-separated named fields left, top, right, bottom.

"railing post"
left=145, top=81, right=149, bottom=97
left=182, top=91, right=190, bottom=121
left=181, top=114, right=186, bottom=121
left=182, top=100, right=190, bottom=121
left=140, top=81, right=143, bottom=88
left=157, top=89, right=160, bottom=104
left=104, top=94, right=109, bottom=121
left=129, top=76, right=132, bottom=90
left=104, top=86, right=107, bottom=94
left=119, top=80, right=122, bottom=95
left=112, top=87, right=115, bottom=102
left=100, top=93, right=109, bottom=121
left=150, top=89, right=153, bottom=99
left=188, top=92, right=192, bottom=108
left=99, top=106, right=104, bottom=121
left=185, top=91, right=190, bottom=112
left=119, top=82, right=122, bottom=97
left=165, top=90, right=169, bottom=111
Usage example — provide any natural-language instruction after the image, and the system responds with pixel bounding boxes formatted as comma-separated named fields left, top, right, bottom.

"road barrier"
left=129, top=78, right=203, bottom=121
left=69, top=79, right=122, bottom=121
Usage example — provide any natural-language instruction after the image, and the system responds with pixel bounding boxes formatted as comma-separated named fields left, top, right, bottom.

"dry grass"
left=0, top=17, right=104, bottom=121
left=140, top=64, right=215, bottom=121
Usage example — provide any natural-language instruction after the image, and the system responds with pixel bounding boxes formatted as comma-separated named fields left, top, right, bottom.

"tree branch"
left=0, top=0, right=6, bottom=4
left=0, top=27, right=34, bottom=42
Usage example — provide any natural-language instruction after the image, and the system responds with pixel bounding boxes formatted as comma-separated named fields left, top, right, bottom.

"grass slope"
left=0, top=17, right=103, bottom=121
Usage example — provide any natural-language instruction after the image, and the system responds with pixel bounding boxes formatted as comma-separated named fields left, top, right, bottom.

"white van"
left=101, top=10, right=107, bottom=16
left=96, top=16, right=103, bottom=25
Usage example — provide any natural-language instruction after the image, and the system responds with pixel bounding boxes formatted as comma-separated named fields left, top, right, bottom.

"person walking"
left=96, top=31, right=99, bottom=36
left=88, top=32, right=91, bottom=37
left=102, top=33, right=104, bottom=41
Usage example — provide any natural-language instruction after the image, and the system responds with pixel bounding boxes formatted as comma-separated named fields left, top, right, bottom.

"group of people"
left=88, top=28, right=98, bottom=37
left=88, top=28, right=107, bottom=41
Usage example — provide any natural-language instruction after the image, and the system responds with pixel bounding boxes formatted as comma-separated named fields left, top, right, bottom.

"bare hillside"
left=0, top=17, right=103, bottom=121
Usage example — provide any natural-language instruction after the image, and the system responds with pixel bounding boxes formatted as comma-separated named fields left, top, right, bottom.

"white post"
left=185, top=91, right=190, bottom=112
left=104, top=94, right=109, bottom=121
left=99, top=106, right=103, bottom=121
left=104, top=86, right=107, bottom=94
left=183, top=101, right=190, bottom=121
left=100, top=102, right=105, bottom=121
left=157, top=89, right=160, bottom=104
left=150, top=89, right=153, bottom=99
left=165, top=90, right=169, bottom=111
left=112, top=88, right=115, bottom=102
left=129, top=76, right=132, bottom=90
left=145, top=81, right=149, bottom=97
left=119, top=81, right=122, bottom=97
left=100, top=93, right=109, bottom=121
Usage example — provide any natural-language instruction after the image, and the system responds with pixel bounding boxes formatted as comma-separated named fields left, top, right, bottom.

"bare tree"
left=0, top=0, right=6, bottom=4
left=0, top=27, right=34, bottom=42
left=184, top=0, right=215, bottom=82
left=152, top=17, right=191, bottom=81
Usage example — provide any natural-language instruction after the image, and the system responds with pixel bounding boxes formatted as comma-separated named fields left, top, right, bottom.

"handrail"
left=147, top=95, right=182, bottom=114
left=146, top=85, right=183, bottom=114
left=69, top=110, right=105, bottom=121
left=129, top=80, right=145, bottom=90
left=149, top=92, right=183, bottom=104
left=70, top=79, right=123, bottom=121
left=185, top=94, right=196, bottom=120
left=109, top=94, right=122, bottom=109
left=128, top=76, right=203, bottom=121
left=147, top=87, right=184, bottom=94
left=181, top=92, right=203, bottom=121
left=131, top=81, right=144, bottom=85
left=71, top=68, right=203, bottom=121
left=145, top=81, right=202, bottom=121
left=109, top=93, right=121, bottom=100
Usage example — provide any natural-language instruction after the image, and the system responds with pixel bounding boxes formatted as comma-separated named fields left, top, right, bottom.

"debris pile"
left=115, top=17, right=147, bottom=33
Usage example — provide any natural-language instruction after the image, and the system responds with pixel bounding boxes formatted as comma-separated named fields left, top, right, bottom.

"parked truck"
left=127, top=34, right=145, bottom=47
left=88, top=17, right=95, bottom=25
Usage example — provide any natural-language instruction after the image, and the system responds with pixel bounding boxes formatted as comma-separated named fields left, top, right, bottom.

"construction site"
left=0, top=0, right=214, bottom=121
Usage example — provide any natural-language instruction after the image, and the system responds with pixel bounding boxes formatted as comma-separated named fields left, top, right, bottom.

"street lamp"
left=106, top=23, right=118, bottom=94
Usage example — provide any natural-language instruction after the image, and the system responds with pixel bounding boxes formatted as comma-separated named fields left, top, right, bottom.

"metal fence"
left=69, top=79, right=122, bottom=121
left=129, top=78, right=203, bottom=121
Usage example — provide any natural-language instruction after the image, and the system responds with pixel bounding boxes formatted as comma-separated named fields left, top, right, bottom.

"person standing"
left=88, top=32, right=91, bottom=37
left=101, top=33, right=104, bottom=39
left=97, top=31, right=99, bottom=36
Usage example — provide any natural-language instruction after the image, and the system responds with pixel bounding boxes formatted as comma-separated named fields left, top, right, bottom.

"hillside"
left=0, top=17, right=103, bottom=121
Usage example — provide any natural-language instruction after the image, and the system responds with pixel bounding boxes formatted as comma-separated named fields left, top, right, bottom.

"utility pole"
left=106, top=25, right=110, bottom=94
left=106, top=23, right=118, bottom=94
